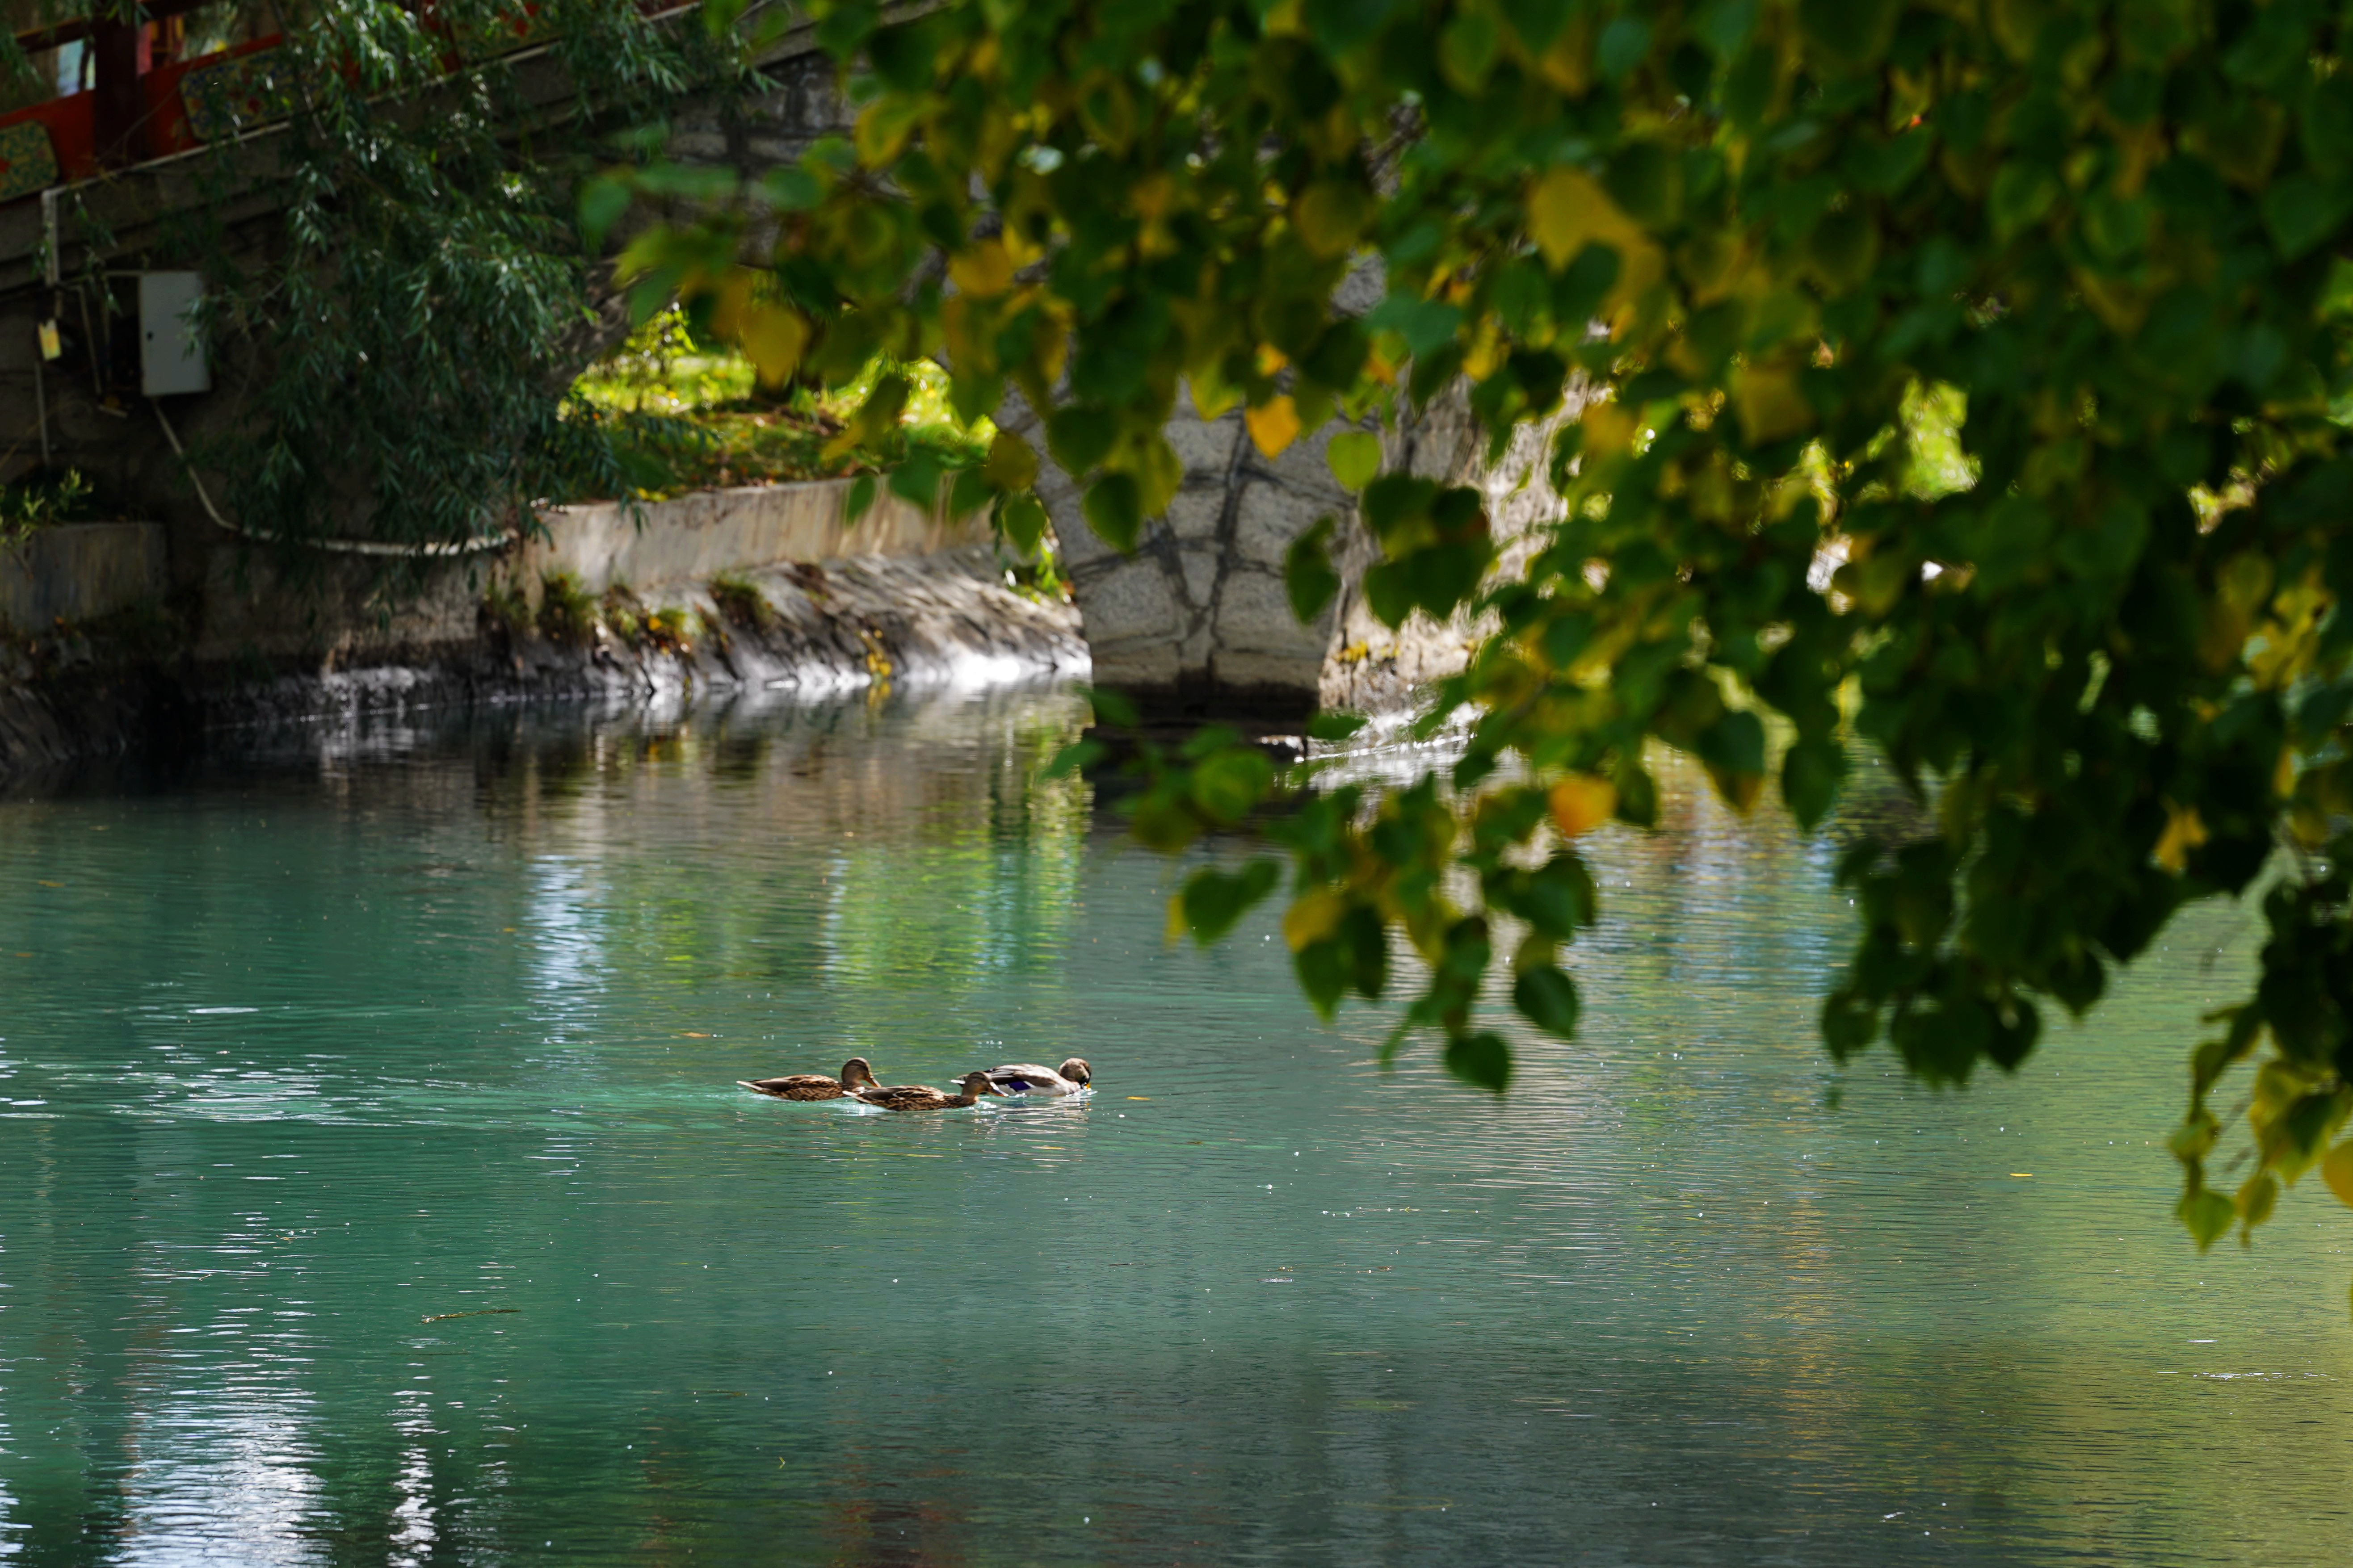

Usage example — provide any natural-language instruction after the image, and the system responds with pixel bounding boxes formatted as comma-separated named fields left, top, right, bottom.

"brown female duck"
left=737, top=1058, right=880, bottom=1101
left=854, top=1071, right=1006, bottom=1111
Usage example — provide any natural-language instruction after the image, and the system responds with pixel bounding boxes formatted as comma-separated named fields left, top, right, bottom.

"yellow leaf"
left=1462, top=319, right=1506, bottom=380
left=2154, top=799, right=2208, bottom=873
left=1536, top=12, right=1592, bottom=93
left=735, top=302, right=810, bottom=389
left=1525, top=166, right=1662, bottom=306
left=1165, top=893, right=1187, bottom=945
left=1579, top=400, right=1639, bottom=462
left=1255, top=344, right=1290, bottom=377
left=1706, top=765, right=1765, bottom=814
left=983, top=430, right=1038, bottom=489
left=1261, top=0, right=1304, bottom=33
left=1731, top=360, right=1815, bottom=445
left=2277, top=746, right=2298, bottom=801
left=1548, top=774, right=1618, bottom=838
left=2323, top=1141, right=2353, bottom=1209
left=1246, top=395, right=1302, bottom=457
left=1130, top=173, right=1176, bottom=221
left=855, top=97, right=923, bottom=167
left=705, top=268, right=757, bottom=342
left=1191, top=372, right=1240, bottom=423
left=1283, top=889, right=1346, bottom=952
left=948, top=239, right=1015, bottom=298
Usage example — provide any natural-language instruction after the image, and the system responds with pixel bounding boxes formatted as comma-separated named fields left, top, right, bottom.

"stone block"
left=1072, top=557, right=1182, bottom=648
left=1179, top=549, right=1219, bottom=609
left=666, top=130, right=731, bottom=163
left=1165, top=407, right=1243, bottom=478
left=1233, top=478, right=1323, bottom=570
left=1247, top=417, right=1357, bottom=506
left=1163, top=488, right=1225, bottom=543
left=1214, top=570, right=1328, bottom=661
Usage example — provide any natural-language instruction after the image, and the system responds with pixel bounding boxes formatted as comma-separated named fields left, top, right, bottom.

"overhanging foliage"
left=613, top=0, right=2353, bottom=1259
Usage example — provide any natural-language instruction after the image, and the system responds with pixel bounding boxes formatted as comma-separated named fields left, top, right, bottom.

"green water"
left=1, top=685, right=2349, bottom=1565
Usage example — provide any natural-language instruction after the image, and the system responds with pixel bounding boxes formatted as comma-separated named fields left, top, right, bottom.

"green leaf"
left=1596, top=16, right=1653, bottom=80
left=1285, top=515, right=1342, bottom=622
left=1042, top=739, right=1105, bottom=779
left=1174, top=859, right=1282, bottom=947
left=1988, top=164, right=2060, bottom=241
left=1782, top=736, right=1846, bottom=830
left=1361, top=559, right=1417, bottom=628
left=813, top=0, right=877, bottom=57
left=2177, top=1187, right=2236, bottom=1250
left=844, top=474, right=877, bottom=525
left=1512, top=965, right=1582, bottom=1039
left=1295, top=939, right=1348, bottom=1019
left=1443, top=1031, right=1513, bottom=1093
left=1000, top=493, right=1048, bottom=556
left=1613, top=762, right=1660, bottom=828
left=577, top=176, right=631, bottom=251
left=756, top=166, right=824, bottom=212
left=1046, top=406, right=1118, bottom=474
left=1305, top=0, right=1402, bottom=55
left=1190, top=747, right=1276, bottom=823
left=1077, top=684, right=1139, bottom=727
left=2261, top=173, right=2353, bottom=260
left=948, top=465, right=993, bottom=522
left=1305, top=710, right=1369, bottom=742
left=887, top=449, right=941, bottom=508
left=1083, top=475, right=1144, bottom=553
left=1326, top=430, right=1382, bottom=491
left=1363, top=294, right=1464, bottom=359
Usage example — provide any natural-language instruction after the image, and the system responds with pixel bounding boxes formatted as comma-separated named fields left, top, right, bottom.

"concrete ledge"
left=523, top=479, right=987, bottom=596
left=0, top=523, right=168, bottom=635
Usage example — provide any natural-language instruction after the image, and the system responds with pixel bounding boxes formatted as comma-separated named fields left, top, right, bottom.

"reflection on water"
left=1, top=681, right=2349, bottom=1566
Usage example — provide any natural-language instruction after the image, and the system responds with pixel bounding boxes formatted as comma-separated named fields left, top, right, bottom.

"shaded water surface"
left=0, top=686, right=2347, bottom=1565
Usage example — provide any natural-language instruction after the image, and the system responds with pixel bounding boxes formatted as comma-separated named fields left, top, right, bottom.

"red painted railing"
left=0, top=2, right=583, bottom=206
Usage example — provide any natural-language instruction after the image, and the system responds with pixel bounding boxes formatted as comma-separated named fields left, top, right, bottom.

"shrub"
left=537, top=572, right=598, bottom=643
left=708, top=572, right=775, bottom=631
left=481, top=579, right=531, bottom=639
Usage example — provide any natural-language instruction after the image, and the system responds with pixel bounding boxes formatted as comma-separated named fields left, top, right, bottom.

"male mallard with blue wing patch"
left=982, top=1058, right=1092, bottom=1096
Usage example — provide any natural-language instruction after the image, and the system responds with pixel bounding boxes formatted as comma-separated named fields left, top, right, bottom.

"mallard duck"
left=737, top=1058, right=879, bottom=1101
left=854, top=1071, right=1006, bottom=1111
left=982, top=1058, right=1092, bottom=1096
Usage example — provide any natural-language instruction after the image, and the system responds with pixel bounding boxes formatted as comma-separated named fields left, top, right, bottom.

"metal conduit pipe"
left=152, top=400, right=508, bottom=558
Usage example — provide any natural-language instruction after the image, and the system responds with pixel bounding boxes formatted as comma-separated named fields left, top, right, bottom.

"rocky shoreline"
left=0, top=545, right=1086, bottom=789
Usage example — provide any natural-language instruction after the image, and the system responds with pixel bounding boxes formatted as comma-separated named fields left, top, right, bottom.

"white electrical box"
left=139, top=272, right=209, bottom=397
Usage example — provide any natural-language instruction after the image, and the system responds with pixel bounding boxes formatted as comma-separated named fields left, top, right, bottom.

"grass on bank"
left=564, top=309, right=1068, bottom=604
left=570, top=309, right=990, bottom=501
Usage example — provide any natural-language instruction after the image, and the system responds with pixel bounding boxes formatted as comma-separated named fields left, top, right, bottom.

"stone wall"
left=996, top=387, right=1353, bottom=722
left=0, top=522, right=167, bottom=635
left=190, top=478, right=986, bottom=669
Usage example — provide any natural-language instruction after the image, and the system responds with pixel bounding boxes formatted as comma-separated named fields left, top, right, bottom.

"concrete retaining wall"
left=0, top=523, right=168, bottom=635
left=521, top=479, right=987, bottom=597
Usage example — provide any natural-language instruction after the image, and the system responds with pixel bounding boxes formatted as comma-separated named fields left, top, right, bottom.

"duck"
left=854, top=1071, right=1006, bottom=1111
left=737, top=1058, right=880, bottom=1101
left=982, top=1057, right=1092, bottom=1097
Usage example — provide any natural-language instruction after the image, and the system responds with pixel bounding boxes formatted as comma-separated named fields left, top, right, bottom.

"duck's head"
left=1057, top=1058, right=1092, bottom=1086
left=840, top=1057, right=878, bottom=1090
left=958, top=1071, right=1006, bottom=1098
